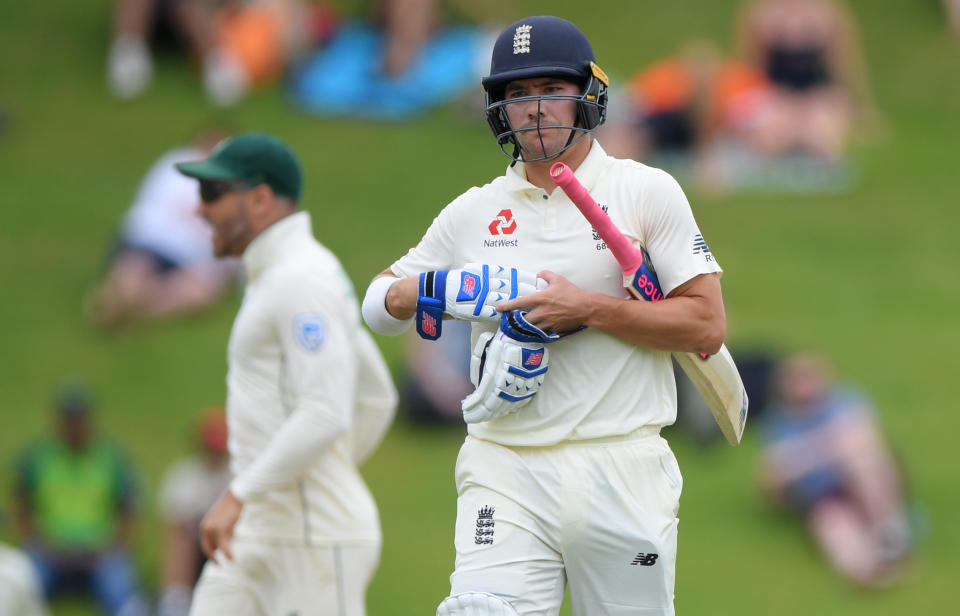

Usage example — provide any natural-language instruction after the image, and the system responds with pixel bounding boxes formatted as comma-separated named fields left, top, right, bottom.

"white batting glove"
left=461, top=331, right=549, bottom=424
left=415, top=264, right=545, bottom=340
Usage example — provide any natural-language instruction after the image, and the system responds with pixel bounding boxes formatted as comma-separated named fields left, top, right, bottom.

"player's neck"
left=524, top=137, right=592, bottom=194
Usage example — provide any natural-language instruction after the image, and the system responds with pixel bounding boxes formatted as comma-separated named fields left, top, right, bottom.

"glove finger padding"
left=448, top=265, right=546, bottom=318
left=417, top=265, right=546, bottom=340
left=462, top=331, right=549, bottom=424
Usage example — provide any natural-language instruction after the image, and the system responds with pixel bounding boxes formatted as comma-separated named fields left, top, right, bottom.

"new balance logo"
left=524, top=351, right=543, bottom=367
left=475, top=506, right=495, bottom=545
left=489, top=209, right=517, bottom=235
left=630, top=552, right=659, bottom=566
left=421, top=312, right=437, bottom=337
left=461, top=275, right=476, bottom=297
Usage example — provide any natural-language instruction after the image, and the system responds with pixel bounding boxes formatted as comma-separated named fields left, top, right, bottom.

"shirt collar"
left=503, top=140, right=609, bottom=195
left=242, top=210, right=312, bottom=280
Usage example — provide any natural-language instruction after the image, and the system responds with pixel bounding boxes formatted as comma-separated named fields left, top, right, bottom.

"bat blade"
left=550, top=162, right=748, bottom=445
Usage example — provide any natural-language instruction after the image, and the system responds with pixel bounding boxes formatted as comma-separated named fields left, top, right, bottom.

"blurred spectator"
left=12, top=382, right=148, bottom=615
left=108, top=0, right=312, bottom=106
left=401, top=318, right=473, bottom=425
left=758, top=353, right=913, bottom=587
left=84, top=129, right=238, bottom=330
left=289, top=0, right=501, bottom=120
left=156, top=408, right=231, bottom=616
left=0, top=542, right=48, bottom=616
left=600, top=41, right=769, bottom=168
left=946, top=0, right=960, bottom=35
left=734, top=0, right=878, bottom=160
left=377, top=0, right=439, bottom=78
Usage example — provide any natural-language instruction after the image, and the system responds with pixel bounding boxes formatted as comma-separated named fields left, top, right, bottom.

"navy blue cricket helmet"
left=482, top=16, right=609, bottom=162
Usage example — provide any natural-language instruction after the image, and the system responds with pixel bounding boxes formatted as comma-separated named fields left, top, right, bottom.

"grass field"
left=1, top=1, right=957, bottom=614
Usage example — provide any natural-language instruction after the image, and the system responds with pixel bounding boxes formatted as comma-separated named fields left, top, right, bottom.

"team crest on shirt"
left=475, top=505, right=495, bottom=545
left=592, top=204, right=610, bottom=242
left=293, top=314, right=325, bottom=352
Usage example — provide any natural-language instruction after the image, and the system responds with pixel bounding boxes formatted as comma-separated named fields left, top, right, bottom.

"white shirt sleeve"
left=638, top=168, right=723, bottom=295
left=229, top=271, right=358, bottom=503
left=389, top=195, right=463, bottom=277
left=350, top=328, right=397, bottom=465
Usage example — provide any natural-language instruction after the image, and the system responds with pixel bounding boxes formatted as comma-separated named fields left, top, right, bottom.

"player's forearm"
left=230, top=405, right=347, bottom=502
left=383, top=274, right=419, bottom=320
left=584, top=292, right=726, bottom=355
left=163, top=522, right=198, bottom=586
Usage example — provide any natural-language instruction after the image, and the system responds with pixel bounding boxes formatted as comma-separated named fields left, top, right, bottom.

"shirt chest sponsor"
left=483, top=209, right=520, bottom=248
left=475, top=204, right=622, bottom=254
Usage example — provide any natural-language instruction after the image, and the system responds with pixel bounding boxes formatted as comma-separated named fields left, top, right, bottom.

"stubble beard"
left=213, top=200, right=254, bottom=258
left=517, top=124, right=576, bottom=161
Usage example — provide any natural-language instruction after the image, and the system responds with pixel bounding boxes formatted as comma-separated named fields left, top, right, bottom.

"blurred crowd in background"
left=4, top=0, right=949, bottom=613
left=103, top=0, right=897, bottom=193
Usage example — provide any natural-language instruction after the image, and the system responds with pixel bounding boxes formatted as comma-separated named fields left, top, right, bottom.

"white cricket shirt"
left=227, top=212, right=395, bottom=544
left=121, top=147, right=219, bottom=265
left=391, top=142, right=722, bottom=446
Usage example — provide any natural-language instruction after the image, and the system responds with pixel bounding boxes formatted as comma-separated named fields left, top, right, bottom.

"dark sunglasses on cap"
left=199, top=179, right=256, bottom=203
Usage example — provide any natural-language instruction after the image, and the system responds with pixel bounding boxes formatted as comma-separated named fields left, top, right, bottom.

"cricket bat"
left=550, top=162, right=748, bottom=445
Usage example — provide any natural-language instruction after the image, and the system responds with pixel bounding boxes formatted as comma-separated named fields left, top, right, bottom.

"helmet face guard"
left=481, top=16, right=609, bottom=163
left=484, top=74, right=608, bottom=163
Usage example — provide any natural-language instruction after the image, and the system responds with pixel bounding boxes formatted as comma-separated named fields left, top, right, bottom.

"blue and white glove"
left=416, top=264, right=545, bottom=340
left=461, top=330, right=549, bottom=424
left=499, top=310, right=560, bottom=343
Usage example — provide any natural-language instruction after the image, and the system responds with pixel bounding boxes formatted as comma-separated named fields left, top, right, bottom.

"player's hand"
left=416, top=264, right=546, bottom=339
left=495, top=271, right=592, bottom=335
left=199, top=489, right=243, bottom=564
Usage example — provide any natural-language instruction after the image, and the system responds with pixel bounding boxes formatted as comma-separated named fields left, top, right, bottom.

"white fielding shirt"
left=390, top=142, right=722, bottom=447
left=227, top=212, right=396, bottom=544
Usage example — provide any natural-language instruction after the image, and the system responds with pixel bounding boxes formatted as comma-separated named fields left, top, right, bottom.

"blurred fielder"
left=362, top=16, right=728, bottom=616
left=176, top=133, right=397, bottom=616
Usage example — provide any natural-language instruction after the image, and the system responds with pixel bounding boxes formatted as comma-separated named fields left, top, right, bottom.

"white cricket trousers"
left=190, top=540, right=379, bottom=616
left=449, top=429, right=682, bottom=616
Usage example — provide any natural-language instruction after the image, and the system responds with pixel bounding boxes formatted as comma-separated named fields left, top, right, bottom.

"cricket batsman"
left=361, top=16, right=728, bottom=616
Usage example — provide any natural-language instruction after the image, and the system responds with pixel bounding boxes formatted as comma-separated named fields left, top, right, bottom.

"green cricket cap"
left=175, top=133, right=303, bottom=202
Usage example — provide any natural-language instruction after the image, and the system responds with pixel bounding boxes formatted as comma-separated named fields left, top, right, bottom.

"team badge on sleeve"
left=293, top=314, right=325, bottom=351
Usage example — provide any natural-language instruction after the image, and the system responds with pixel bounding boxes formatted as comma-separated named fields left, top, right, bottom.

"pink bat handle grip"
left=549, top=162, right=644, bottom=274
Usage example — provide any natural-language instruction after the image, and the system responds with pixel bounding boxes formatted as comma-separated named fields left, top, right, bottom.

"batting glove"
left=416, top=264, right=545, bottom=340
left=461, top=330, right=549, bottom=424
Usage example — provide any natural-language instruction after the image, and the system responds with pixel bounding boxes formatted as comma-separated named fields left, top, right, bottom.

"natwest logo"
left=488, top=209, right=517, bottom=235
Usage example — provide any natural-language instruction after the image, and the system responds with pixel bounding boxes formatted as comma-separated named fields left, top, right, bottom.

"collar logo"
left=489, top=209, right=517, bottom=235
left=513, top=24, right=532, bottom=54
